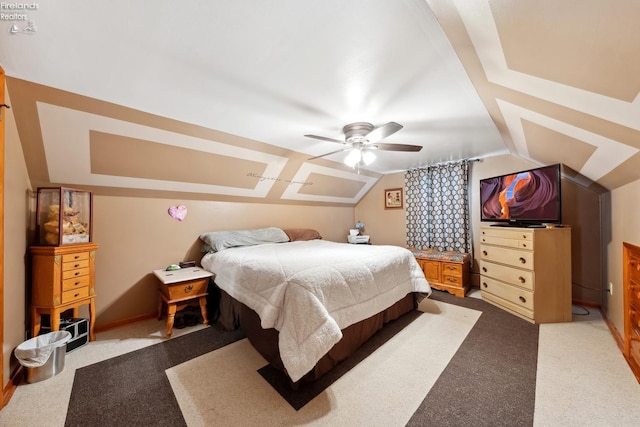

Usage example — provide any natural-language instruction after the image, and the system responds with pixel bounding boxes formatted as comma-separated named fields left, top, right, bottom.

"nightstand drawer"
left=62, top=286, right=89, bottom=304
left=63, top=259, right=89, bottom=271
left=63, top=275, right=90, bottom=291
left=161, top=278, right=209, bottom=300
left=479, top=260, right=534, bottom=290
left=62, top=267, right=90, bottom=280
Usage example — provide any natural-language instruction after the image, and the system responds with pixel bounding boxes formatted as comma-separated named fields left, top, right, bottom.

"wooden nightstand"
left=153, top=267, right=212, bottom=338
left=30, top=243, right=98, bottom=341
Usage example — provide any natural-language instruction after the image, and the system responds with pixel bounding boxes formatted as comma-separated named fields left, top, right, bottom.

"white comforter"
left=201, top=240, right=431, bottom=382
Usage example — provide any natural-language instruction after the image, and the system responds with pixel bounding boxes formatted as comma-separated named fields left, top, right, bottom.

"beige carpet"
left=166, top=298, right=480, bottom=426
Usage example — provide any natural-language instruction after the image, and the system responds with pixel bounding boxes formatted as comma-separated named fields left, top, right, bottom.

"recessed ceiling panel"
left=281, top=164, right=377, bottom=204
left=522, top=120, right=595, bottom=173
left=90, top=131, right=266, bottom=189
left=492, top=0, right=640, bottom=101
left=37, top=102, right=288, bottom=198
left=298, top=173, right=366, bottom=198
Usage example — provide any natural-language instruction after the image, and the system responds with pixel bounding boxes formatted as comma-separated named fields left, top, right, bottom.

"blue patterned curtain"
left=405, top=160, right=471, bottom=254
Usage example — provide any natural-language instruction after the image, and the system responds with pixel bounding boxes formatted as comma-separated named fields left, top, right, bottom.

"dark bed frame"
left=216, top=288, right=419, bottom=386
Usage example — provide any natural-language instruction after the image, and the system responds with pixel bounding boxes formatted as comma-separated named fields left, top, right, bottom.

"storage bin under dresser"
left=479, top=226, right=572, bottom=323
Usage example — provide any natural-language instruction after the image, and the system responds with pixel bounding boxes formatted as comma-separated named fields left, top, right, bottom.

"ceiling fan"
left=305, top=122, right=422, bottom=167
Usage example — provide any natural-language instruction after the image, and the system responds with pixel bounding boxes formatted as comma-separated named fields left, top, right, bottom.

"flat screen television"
left=479, top=163, right=561, bottom=227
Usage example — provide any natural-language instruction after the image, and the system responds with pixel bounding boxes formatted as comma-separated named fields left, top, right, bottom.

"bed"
left=200, top=227, right=431, bottom=384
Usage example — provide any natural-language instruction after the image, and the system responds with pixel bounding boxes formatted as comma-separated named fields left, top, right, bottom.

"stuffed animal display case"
left=36, top=187, right=93, bottom=245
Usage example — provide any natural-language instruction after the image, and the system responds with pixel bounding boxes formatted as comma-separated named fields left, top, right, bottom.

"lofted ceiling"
left=2, top=0, right=639, bottom=205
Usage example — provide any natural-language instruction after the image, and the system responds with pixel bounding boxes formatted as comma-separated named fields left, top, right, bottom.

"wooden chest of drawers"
left=412, top=250, right=471, bottom=297
left=623, top=242, right=640, bottom=381
left=30, top=243, right=98, bottom=341
left=479, top=226, right=571, bottom=323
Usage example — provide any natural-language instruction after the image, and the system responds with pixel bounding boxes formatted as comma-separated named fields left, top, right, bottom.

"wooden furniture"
left=30, top=243, right=98, bottom=341
left=623, top=242, right=640, bottom=382
left=479, top=226, right=572, bottom=323
left=411, top=249, right=471, bottom=297
left=154, top=267, right=212, bottom=338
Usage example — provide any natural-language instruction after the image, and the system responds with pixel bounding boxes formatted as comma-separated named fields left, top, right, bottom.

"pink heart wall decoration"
left=168, top=205, right=187, bottom=221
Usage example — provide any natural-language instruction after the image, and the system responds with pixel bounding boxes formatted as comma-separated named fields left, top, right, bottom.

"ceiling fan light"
left=344, top=148, right=362, bottom=167
left=362, top=151, right=376, bottom=165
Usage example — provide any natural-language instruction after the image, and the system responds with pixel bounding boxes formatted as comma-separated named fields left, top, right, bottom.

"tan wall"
left=3, top=89, right=31, bottom=382
left=607, top=179, right=640, bottom=337
left=90, top=197, right=354, bottom=326
left=354, top=173, right=407, bottom=247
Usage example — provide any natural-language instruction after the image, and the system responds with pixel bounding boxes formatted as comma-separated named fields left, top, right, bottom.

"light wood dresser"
left=623, top=242, right=640, bottom=381
left=412, top=249, right=471, bottom=297
left=479, top=226, right=572, bottom=323
left=30, top=243, right=98, bottom=340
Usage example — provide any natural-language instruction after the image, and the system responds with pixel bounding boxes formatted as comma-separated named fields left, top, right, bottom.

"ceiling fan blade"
left=304, top=134, right=346, bottom=144
left=371, top=143, right=423, bottom=152
left=308, top=147, right=351, bottom=160
left=364, top=122, right=403, bottom=143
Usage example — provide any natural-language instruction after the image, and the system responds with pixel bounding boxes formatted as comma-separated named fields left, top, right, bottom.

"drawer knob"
left=519, top=257, right=526, bottom=264
left=522, top=243, right=527, bottom=248
left=519, top=296, right=526, bottom=303
left=483, top=250, right=488, bottom=256
left=75, top=281, right=80, bottom=286
left=482, top=282, right=488, bottom=288
left=447, top=277, right=456, bottom=283
left=74, top=263, right=80, bottom=268
left=74, top=255, right=80, bottom=259
left=74, top=272, right=80, bottom=276
left=519, top=276, right=526, bottom=283
left=482, top=267, right=487, bottom=272
left=184, top=285, right=193, bottom=293
left=74, top=293, right=80, bottom=297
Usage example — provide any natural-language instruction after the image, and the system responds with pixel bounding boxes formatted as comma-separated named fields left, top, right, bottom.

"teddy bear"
left=43, top=204, right=88, bottom=244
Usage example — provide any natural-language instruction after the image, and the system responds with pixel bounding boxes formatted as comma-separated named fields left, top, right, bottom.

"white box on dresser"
left=479, top=226, right=572, bottom=324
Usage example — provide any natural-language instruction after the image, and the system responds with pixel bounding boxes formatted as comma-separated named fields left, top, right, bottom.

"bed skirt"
left=216, top=288, right=418, bottom=384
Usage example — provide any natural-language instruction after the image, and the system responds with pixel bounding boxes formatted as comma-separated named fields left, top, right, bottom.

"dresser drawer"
left=62, top=258, right=89, bottom=271
left=62, top=252, right=89, bottom=263
left=481, top=276, right=534, bottom=310
left=479, top=260, right=534, bottom=290
left=481, top=235, right=534, bottom=250
left=62, top=275, right=91, bottom=291
left=481, top=228, right=533, bottom=241
left=61, top=286, right=89, bottom=304
left=482, top=290, right=534, bottom=321
left=62, top=267, right=90, bottom=280
left=480, top=244, right=534, bottom=270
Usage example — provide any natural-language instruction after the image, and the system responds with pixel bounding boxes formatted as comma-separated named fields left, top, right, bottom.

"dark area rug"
left=258, top=309, right=423, bottom=410
left=64, top=325, right=245, bottom=427
left=407, top=290, right=539, bottom=427
left=65, top=290, right=539, bottom=426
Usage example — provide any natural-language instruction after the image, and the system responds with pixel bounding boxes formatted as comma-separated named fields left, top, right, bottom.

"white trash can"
left=15, top=331, right=72, bottom=383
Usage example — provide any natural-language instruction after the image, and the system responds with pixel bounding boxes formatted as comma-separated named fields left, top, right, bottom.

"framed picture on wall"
left=384, top=188, right=403, bottom=209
